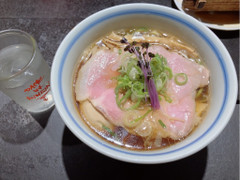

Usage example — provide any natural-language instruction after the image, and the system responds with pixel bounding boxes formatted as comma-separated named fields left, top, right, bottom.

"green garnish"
left=102, top=125, right=115, bottom=136
left=135, top=27, right=149, bottom=33
left=118, top=48, right=122, bottom=55
left=158, top=120, right=166, bottom=128
left=174, top=73, right=188, bottom=86
left=196, top=87, right=203, bottom=98
left=115, top=38, right=173, bottom=110
left=150, top=54, right=173, bottom=94
left=131, top=109, right=152, bottom=124
left=123, top=109, right=152, bottom=128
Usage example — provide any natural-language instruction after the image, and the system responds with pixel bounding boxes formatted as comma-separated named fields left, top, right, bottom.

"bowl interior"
left=51, top=4, right=237, bottom=163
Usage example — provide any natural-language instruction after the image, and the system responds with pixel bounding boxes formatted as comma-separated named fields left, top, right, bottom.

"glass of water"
left=0, top=29, right=54, bottom=114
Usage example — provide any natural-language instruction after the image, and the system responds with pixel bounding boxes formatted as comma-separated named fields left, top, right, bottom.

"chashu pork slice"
left=148, top=45, right=209, bottom=139
left=75, top=49, right=123, bottom=126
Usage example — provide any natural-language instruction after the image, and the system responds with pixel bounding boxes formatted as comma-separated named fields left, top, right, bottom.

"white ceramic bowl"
left=51, top=3, right=238, bottom=164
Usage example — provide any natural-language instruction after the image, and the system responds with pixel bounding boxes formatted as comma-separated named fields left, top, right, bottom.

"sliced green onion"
left=135, top=27, right=149, bottom=32
left=174, top=73, right=188, bottom=86
left=129, top=67, right=140, bottom=80
left=131, top=93, right=138, bottom=102
left=115, top=84, right=125, bottom=104
left=159, top=72, right=168, bottom=88
left=119, top=89, right=131, bottom=104
left=126, top=98, right=141, bottom=111
left=160, top=93, right=172, bottom=103
left=164, top=66, right=173, bottom=79
left=196, top=88, right=203, bottom=98
left=150, top=54, right=164, bottom=73
left=131, top=109, right=152, bottom=124
left=158, top=120, right=166, bottom=129
left=131, top=81, right=146, bottom=98
left=102, top=125, right=115, bottom=136
left=155, top=78, right=163, bottom=92
left=162, top=56, right=167, bottom=65
left=116, top=90, right=132, bottom=110
left=118, top=48, right=122, bottom=55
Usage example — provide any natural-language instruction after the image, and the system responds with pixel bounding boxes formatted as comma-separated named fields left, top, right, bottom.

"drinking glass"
left=0, top=29, right=54, bottom=114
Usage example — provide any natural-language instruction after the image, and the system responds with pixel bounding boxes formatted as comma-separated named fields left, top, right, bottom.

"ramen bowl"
left=51, top=3, right=238, bottom=164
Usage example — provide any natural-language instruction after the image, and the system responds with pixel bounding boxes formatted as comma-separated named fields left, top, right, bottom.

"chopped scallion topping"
left=115, top=38, right=174, bottom=110
left=131, top=109, right=152, bottom=124
left=118, top=48, right=122, bottom=55
left=158, top=120, right=166, bottom=129
left=102, top=125, right=115, bottom=136
left=196, top=87, right=203, bottom=98
left=174, top=73, right=188, bottom=86
left=135, top=27, right=149, bottom=33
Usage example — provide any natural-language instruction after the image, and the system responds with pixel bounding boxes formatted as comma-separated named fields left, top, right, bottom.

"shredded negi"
left=158, top=119, right=166, bottom=129
left=174, top=73, right=188, bottom=86
left=115, top=37, right=188, bottom=110
left=102, top=124, right=115, bottom=136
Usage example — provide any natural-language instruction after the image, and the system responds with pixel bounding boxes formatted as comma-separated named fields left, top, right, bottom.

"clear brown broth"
left=73, top=28, right=210, bottom=150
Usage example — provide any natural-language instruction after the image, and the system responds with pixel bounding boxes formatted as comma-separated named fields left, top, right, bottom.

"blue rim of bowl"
left=58, top=8, right=228, bottom=156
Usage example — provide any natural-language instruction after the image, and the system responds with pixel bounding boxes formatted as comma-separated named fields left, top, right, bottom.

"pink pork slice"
left=149, top=45, right=209, bottom=139
left=75, top=49, right=123, bottom=126
left=75, top=46, right=210, bottom=139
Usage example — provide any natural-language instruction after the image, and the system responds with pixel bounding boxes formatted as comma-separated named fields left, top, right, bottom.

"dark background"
left=0, top=0, right=239, bottom=179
